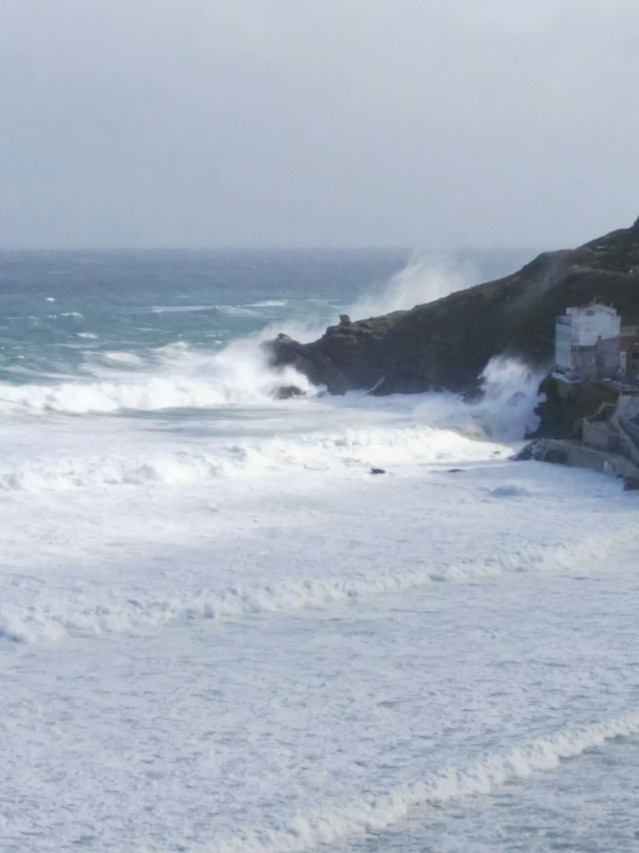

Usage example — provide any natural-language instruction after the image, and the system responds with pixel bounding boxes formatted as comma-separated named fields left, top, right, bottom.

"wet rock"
left=272, top=385, right=305, bottom=400
left=532, top=376, right=620, bottom=439
left=513, top=443, right=537, bottom=461
left=543, top=447, right=569, bottom=465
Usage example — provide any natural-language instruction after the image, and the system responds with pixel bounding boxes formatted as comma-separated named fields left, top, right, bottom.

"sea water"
left=0, top=248, right=638, bottom=852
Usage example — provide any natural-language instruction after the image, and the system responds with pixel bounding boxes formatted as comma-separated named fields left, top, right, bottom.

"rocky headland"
left=268, top=216, right=639, bottom=401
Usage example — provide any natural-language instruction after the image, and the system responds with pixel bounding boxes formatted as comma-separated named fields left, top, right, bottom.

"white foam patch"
left=101, top=351, right=145, bottom=366
left=249, top=300, right=289, bottom=308
left=150, top=304, right=219, bottom=314
left=204, top=712, right=639, bottom=853
left=0, top=425, right=507, bottom=492
left=217, top=305, right=260, bottom=317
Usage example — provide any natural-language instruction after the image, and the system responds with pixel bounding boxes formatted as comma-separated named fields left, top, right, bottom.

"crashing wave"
left=205, top=712, right=639, bottom=853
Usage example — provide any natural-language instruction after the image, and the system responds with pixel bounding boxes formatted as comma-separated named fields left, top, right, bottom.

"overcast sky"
left=1, top=0, right=638, bottom=249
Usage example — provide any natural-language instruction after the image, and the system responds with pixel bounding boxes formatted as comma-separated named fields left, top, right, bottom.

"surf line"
left=204, top=711, right=639, bottom=853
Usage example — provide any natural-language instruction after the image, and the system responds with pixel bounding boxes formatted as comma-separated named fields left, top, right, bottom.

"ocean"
left=1, top=248, right=638, bottom=853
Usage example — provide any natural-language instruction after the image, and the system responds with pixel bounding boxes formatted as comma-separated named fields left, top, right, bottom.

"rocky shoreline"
left=268, top=216, right=639, bottom=399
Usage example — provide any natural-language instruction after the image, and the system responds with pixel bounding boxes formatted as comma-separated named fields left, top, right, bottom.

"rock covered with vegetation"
left=268, top=216, right=639, bottom=395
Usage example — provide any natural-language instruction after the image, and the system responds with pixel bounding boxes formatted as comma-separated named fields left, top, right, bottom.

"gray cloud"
left=1, top=0, right=638, bottom=248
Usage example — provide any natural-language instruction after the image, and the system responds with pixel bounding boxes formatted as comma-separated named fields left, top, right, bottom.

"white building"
left=555, top=304, right=621, bottom=381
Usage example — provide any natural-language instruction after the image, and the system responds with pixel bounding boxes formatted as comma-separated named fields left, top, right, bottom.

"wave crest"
left=206, top=712, right=639, bottom=853
left=0, top=340, right=312, bottom=414
left=1, top=524, right=633, bottom=645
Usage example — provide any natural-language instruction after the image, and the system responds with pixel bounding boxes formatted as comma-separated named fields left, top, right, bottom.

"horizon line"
left=0, top=243, right=539, bottom=254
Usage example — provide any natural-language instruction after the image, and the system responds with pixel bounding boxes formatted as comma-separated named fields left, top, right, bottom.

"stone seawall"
left=526, top=438, right=639, bottom=489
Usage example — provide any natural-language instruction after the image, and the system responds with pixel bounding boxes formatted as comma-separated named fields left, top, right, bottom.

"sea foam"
left=0, top=424, right=507, bottom=492
left=1, top=522, right=634, bottom=645
left=0, top=340, right=312, bottom=413
left=203, top=712, right=639, bottom=853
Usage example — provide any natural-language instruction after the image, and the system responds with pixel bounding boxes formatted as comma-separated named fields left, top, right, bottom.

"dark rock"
left=272, top=385, right=305, bottom=400
left=513, top=443, right=535, bottom=461
left=267, top=216, right=639, bottom=396
left=447, top=468, right=465, bottom=473
left=532, top=377, right=620, bottom=439
left=370, top=467, right=386, bottom=475
left=514, top=440, right=568, bottom=464
left=265, top=334, right=352, bottom=394
left=543, top=447, right=569, bottom=465
left=623, top=476, right=639, bottom=491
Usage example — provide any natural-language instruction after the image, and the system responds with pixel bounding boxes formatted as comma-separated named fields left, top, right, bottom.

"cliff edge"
left=269, top=217, right=639, bottom=395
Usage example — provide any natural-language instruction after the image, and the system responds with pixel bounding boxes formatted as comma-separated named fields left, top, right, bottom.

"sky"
left=1, top=0, right=638, bottom=249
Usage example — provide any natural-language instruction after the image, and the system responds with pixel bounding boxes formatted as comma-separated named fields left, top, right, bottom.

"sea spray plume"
left=192, top=336, right=314, bottom=399
left=469, top=356, right=546, bottom=440
left=192, top=712, right=639, bottom=853
left=263, top=255, right=475, bottom=347
left=349, top=252, right=475, bottom=320
left=416, top=356, right=545, bottom=442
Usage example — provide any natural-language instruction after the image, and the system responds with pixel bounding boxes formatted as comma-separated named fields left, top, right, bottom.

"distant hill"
left=269, top=216, right=639, bottom=394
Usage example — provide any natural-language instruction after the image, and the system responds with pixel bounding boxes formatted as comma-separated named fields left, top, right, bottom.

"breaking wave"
left=0, top=250, right=542, bottom=426
left=204, top=712, right=639, bottom=853
left=0, top=339, right=313, bottom=414
left=1, top=525, right=633, bottom=644
left=0, top=424, right=508, bottom=492
left=454, top=355, right=545, bottom=440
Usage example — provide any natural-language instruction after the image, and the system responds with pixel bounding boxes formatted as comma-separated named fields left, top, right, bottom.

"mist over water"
left=1, top=248, right=638, bottom=853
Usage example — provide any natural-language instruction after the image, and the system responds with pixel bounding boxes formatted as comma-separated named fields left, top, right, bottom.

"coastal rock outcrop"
left=532, top=376, right=621, bottom=438
left=267, top=216, right=639, bottom=395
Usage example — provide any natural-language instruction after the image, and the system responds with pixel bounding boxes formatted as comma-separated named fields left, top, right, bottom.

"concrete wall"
left=620, top=330, right=639, bottom=379
left=582, top=420, right=621, bottom=453
left=537, top=438, right=639, bottom=480
left=571, top=336, right=620, bottom=381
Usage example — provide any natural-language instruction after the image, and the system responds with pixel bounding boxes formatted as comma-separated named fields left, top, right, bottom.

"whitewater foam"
left=0, top=341, right=314, bottom=413
left=2, top=520, right=634, bottom=645
left=0, top=421, right=510, bottom=493
left=202, top=712, right=639, bottom=853
left=4, top=248, right=636, bottom=853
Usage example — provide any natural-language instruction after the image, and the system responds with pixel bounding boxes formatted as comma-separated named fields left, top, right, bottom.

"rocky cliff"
left=269, top=216, right=639, bottom=395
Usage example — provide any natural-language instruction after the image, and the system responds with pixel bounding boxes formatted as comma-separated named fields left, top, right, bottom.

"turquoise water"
left=0, top=249, right=410, bottom=380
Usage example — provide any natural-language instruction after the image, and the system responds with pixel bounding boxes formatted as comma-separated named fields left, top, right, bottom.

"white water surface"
left=1, top=250, right=638, bottom=852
